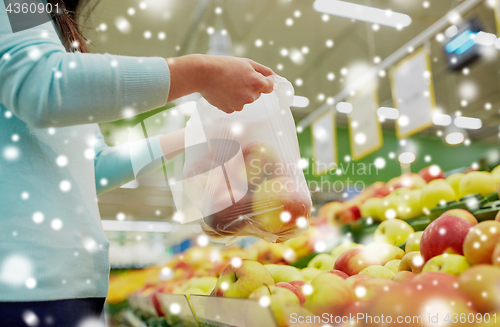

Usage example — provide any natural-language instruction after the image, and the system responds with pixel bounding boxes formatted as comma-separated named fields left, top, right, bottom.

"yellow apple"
left=360, top=197, right=384, bottom=221
left=366, top=243, right=405, bottom=265
left=303, top=273, right=354, bottom=316
left=300, top=267, right=322, bottom=282
left=421, top=180, right=457, bottom=212
left=421, top=254, right=470, bottom=276
left=374, top=219, right=415, bottom=246
left=405, top=231, right=424, bottom=253
left=398, top=251, right=425, bottom=274
left=446, top=173, right=464, bottom=196
left=384, top=260, right=401, bottom=274
left=330, top=241, right=364, bottom=257
left=459, top=171, right=497, bottom=199
left=264, top=264, right=305, bottom=283
left=397, top=189, right=424, bottom=220
left=307, top=254, right=336, bottom=271
left=359, top=266, right=395, bottom=279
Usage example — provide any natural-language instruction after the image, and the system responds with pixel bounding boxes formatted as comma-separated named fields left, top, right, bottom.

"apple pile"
left=188, top=141, right=312, bottom=243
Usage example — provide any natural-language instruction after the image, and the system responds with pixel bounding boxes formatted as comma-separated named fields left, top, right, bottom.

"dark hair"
left=48, top=0, right=89, bottom=53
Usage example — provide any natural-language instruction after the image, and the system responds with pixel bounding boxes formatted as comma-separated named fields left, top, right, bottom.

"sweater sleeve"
left=94, top=126, right=165, bottom=194
left=0, top=5, right=170, bottom=128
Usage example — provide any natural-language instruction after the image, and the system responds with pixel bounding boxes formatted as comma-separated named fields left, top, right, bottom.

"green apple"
left=459, top=265, right=500, bottom=313
left=330, top=241, right=364, bottom=257
left=405, top=231, right=424, bottom=253
left=374, top=219, right=415, bottom=246
left=264, top=264, right=304, bottom=283
left=249, top=285, right=301, bottom=327
left=359, top=266, right=395, bottom=279
left=459, top=171, right=497, bottom=198
left=300, top=267, right=322, bottom=282
left=307, top=253, right=337, bottom=271
left=384, top=260, right=401, bottom=274
left=421, top=180, right=457, bottom=212
left=398, top=251, right=425, bottom=273
left=212, top=260, right=274, bottom=297
left=367, top=243, right=405, bottom=265
left=422, top=254, right=470, bottom=276
left=446, top=173, right=464, bottom=196
left=303, top=272, right=354, bottom=316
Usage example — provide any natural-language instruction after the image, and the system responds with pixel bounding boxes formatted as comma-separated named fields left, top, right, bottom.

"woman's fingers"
left=248, top=60, right=275, bottom=77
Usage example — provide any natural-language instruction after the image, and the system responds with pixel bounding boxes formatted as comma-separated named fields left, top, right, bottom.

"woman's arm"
left=94, top=126, right=185, bottom=194
left=0, top=6, right=274, bottom=128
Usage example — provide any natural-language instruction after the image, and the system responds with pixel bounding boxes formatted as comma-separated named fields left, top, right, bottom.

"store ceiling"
left=84, top=0, right=500, bottom=143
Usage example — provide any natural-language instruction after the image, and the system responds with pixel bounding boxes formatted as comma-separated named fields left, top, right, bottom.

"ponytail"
left=48, top=0, right=89, bottom=53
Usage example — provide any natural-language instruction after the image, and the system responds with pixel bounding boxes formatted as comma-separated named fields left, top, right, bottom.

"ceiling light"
left=454, top=116, right=482, bottom=130
left=313, top=0, right=411, bottom=28
left=336, top=102, right=353, bottom=114
left=292, top=96, right=310, bottom=108
left=377, top=107, right=399, bottom=120
left=432, top=113, right=452, bottom=126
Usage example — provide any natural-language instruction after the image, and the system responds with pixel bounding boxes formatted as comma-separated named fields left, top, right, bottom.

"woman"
left=0, top=0, right=274, bottom=326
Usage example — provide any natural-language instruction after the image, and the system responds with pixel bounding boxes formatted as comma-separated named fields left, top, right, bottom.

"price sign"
left=189, top=295, right=277, bottom=327
left=390, top=47, right=436, bottom=139
left=311, top=109, right=337, bottom=176
left=348, top=87, right=383, bottom=160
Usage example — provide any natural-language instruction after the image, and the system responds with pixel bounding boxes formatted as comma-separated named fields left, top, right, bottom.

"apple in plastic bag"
left=251, top=176, right=312, bottom=240
left=242, top=141, right=282, bottom=188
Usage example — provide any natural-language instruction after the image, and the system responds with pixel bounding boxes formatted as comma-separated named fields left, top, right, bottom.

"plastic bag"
left=173, top=75, right=312, bottom=244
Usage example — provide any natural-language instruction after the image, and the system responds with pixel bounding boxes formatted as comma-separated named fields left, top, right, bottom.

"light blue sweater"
left=0, top=5, right=170, bottom=300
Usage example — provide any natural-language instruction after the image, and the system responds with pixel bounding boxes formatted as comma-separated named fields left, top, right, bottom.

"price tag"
left=311, top=109, right=337, bottom=176
left=390, top=47, right=436, bottom=139
left=189, top=295, right=277, bottom=327
left=347, top=87, right=383, bottom=160
left=157, top=294, right=198, bottom=327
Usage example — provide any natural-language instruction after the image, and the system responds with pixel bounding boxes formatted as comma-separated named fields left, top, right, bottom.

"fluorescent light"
left=377, top=107, right=399, bottom=120
left=454, top=116, right=482, bottom=130
left=432, top=113, right=452, bottom=126
left=336, top=102, right=353, bottom=114
left=445, top=132, right=465, bottom=145
left=292, top=96, right=310, bottom=108
left=313, top=0, right=412, bottom=28
left=398, top=152, right=416, bottom=164
left=473, top=31, right=497, bottom=46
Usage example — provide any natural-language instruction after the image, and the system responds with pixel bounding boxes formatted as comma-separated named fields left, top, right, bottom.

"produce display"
left=108, top=163, right=500, bottom=327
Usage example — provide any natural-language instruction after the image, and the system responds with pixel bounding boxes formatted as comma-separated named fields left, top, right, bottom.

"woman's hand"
left=167, top=54, right=275, bottom=113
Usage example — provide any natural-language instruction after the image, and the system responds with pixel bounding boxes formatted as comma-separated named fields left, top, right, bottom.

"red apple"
left=411, top=272, right=459, bottom=291
left=276, top=281, right=306, bottom=305
left=463, top=221, right=500, bottom=265
left=242, top=141, right=281, bottom=188
left=345, top=274, right=375, bottom=289
left=442, top=209, right=478, bottom=225
left=252, top=176, right=312, bottom=241
left=459, top=265, right=500, bottom=313
left=324, top=269, right=349, bottom=279
left=418, top=165, right=446, bottom=183
left=367, top=283, right=476, bottom=327
left=334, top=248, right=381, bottom=276
left=203, top=190, right=253, bottom=236
left=420, top=215, right=474, bottom=261
left=350, top=277, right=397, bottom=301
